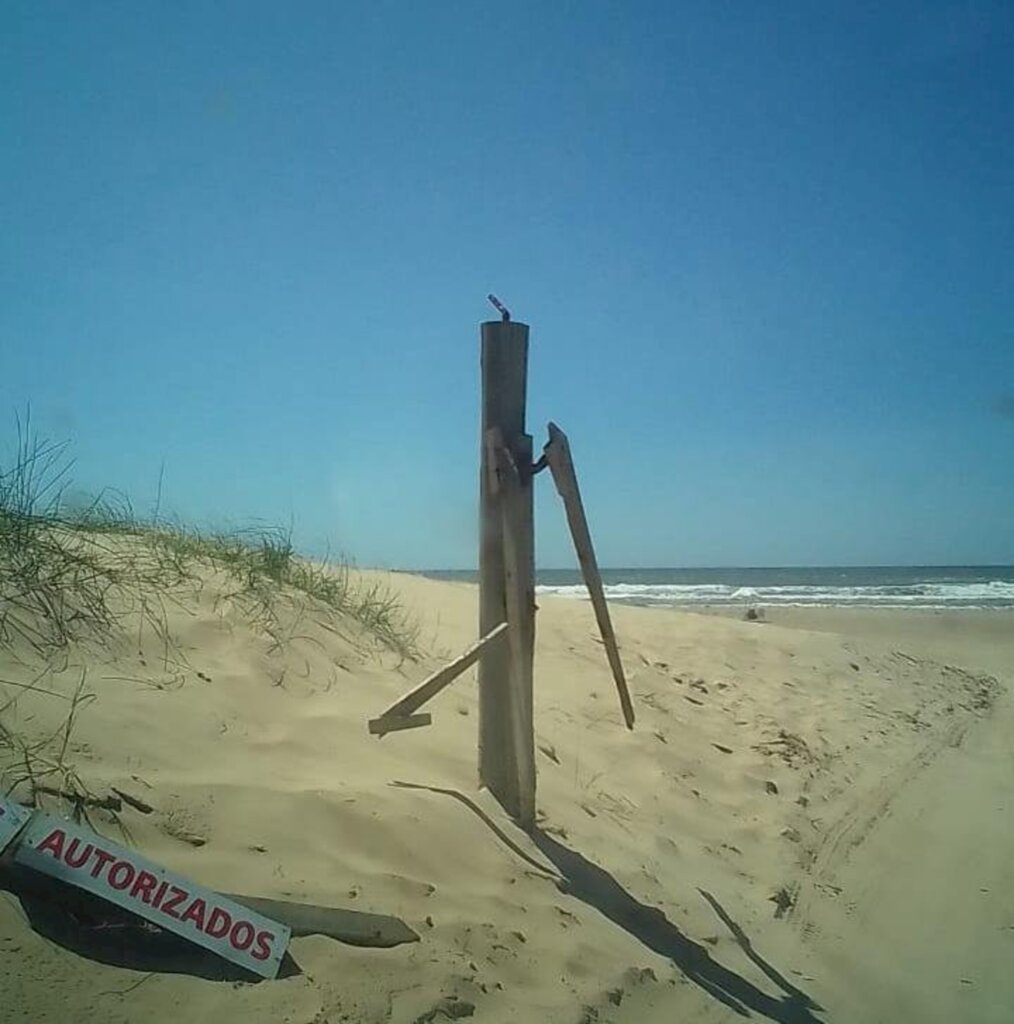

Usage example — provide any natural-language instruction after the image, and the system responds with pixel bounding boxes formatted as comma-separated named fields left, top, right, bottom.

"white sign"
left=0, top=795, right=32, bottom=855
left=14, top=813, right=291, bottom=978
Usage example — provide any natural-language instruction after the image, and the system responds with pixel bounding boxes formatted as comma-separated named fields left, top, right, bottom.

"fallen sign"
left=0, top=794, right=32, bottom=856
left=13, top=812, right=291, bottom=979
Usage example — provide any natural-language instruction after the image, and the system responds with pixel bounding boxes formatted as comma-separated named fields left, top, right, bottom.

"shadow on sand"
left=393, top=781, right=825, bottom=1023
left=1, top=858, right=416, bottom=980
left=0, top=862, right=291, bottom=980
left=532, top=830, right=825, bottom=1023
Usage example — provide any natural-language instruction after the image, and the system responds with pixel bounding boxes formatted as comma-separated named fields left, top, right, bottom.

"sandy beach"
left=2, top=567, right=1011, bottom=1024
left=5, top=1, right=1012, bottom=1019
left=698, top=605, right=1014, bottom=678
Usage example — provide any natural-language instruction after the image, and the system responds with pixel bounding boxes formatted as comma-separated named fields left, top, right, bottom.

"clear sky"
left=2, top=1, right=1012, bottom=569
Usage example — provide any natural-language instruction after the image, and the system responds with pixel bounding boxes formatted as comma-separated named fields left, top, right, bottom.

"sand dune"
left=1, top=564, right=1009, bottom=1023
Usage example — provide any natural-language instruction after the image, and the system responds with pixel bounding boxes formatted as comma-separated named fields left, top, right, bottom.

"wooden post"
left=489, top=432, right=537, bottom=829
left=479, top=320, right=536, bottom=825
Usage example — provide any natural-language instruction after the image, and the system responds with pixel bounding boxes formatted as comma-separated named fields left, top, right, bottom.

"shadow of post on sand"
left=530, top=829, right=825, bottom=1023
left=392, top=781, right=825, bottom=1023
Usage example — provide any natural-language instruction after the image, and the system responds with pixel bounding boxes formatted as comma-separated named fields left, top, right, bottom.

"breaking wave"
left=535, top=579, right=1014, bottom=609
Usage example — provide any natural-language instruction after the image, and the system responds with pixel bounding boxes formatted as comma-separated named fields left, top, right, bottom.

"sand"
left=1, top=567, right=1011, bottom=1023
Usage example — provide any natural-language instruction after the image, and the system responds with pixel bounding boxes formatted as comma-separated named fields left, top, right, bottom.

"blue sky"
left=2, top=1, right=1012, bottom=568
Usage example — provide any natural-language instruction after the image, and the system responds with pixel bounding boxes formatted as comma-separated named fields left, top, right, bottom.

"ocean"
left=420, top=566, right=1014, bottom=609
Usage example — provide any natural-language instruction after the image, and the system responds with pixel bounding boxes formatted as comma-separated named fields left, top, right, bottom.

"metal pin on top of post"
left=487, top=293, right=511, bottom=322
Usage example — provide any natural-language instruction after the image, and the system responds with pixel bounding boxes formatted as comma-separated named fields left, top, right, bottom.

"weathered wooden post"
left=367, top=305, right=632, bottom=832
left=478, top=312, right=536, bottom=828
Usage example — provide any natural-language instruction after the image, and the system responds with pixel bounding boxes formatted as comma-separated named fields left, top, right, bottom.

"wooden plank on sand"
left=227, top=893, right=419, bottom=947
left=373, top=622, right=509, bottom=723
left=544, top=421, right=635, bottom=730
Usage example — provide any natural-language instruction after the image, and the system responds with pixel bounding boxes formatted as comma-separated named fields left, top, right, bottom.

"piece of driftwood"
left=370, top=623, right=508, bottom=731
left=226, top=893, right=419, bottom=947
left=544, top=422, right=635, bottom=730
left=32, top=785, right=122, bottom=813
left=110, top=787, right=154, bottom=814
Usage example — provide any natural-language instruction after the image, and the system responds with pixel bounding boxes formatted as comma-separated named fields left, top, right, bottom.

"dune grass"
left=1, top=413, right=418, bottom=817
left=0, top=412, right=418, bottom=661
left=147, top=523, right=419, bottom=659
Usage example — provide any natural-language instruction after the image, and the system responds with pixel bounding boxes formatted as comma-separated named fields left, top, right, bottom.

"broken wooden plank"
left=544, top=421, right=635, bottom=730
left=374, top=623, right=508, bottom=724
left=367, top=712, right=433, bottom=737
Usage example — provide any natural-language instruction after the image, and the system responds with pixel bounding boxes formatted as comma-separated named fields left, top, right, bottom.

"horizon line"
left=395, top=562, right=1014, bottom=573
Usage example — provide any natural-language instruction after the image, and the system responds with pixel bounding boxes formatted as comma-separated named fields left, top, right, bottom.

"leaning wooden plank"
left=374, top=622, right=509, bottom=728
left=544, top=422, right=635, bottom=730
left=367, top=712, right=433, bottom=737
left=491, top=432, right=538, bottom=830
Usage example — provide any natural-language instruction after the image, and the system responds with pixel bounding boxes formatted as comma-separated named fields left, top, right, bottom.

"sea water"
left=421, top=566, right=1014, bottom=609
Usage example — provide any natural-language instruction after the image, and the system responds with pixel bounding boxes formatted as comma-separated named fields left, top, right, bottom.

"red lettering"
left=230, top=920, right=255, bottom=951
left=89, top=848, right=116, bottom=880
left=252, top=930, right=275, bottom=961
left=108, top=860, right=136, bottom=891
left=180, top=897, right=207, bottom=931
left=151, top=880, right=169, bottom=908
left=205, top=906, right=232, bottom=939
left=160, top=886, right=188, bottom=919
left=36, top=829, right=66, bottom=860
left=130, top=871, right=158, bottom=904
left=63, top=838, right=93, bottom=869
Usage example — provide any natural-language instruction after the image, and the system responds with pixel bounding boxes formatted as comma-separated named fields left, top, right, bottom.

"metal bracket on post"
left=487, top=293, right=511, bottom=322
left=525, top=454, right=549, bottom=481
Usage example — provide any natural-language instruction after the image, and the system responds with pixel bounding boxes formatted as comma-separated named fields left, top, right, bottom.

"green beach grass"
left=0, top=410, right=418, bottom=660
left=1, top=410, right=417, bottom=818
